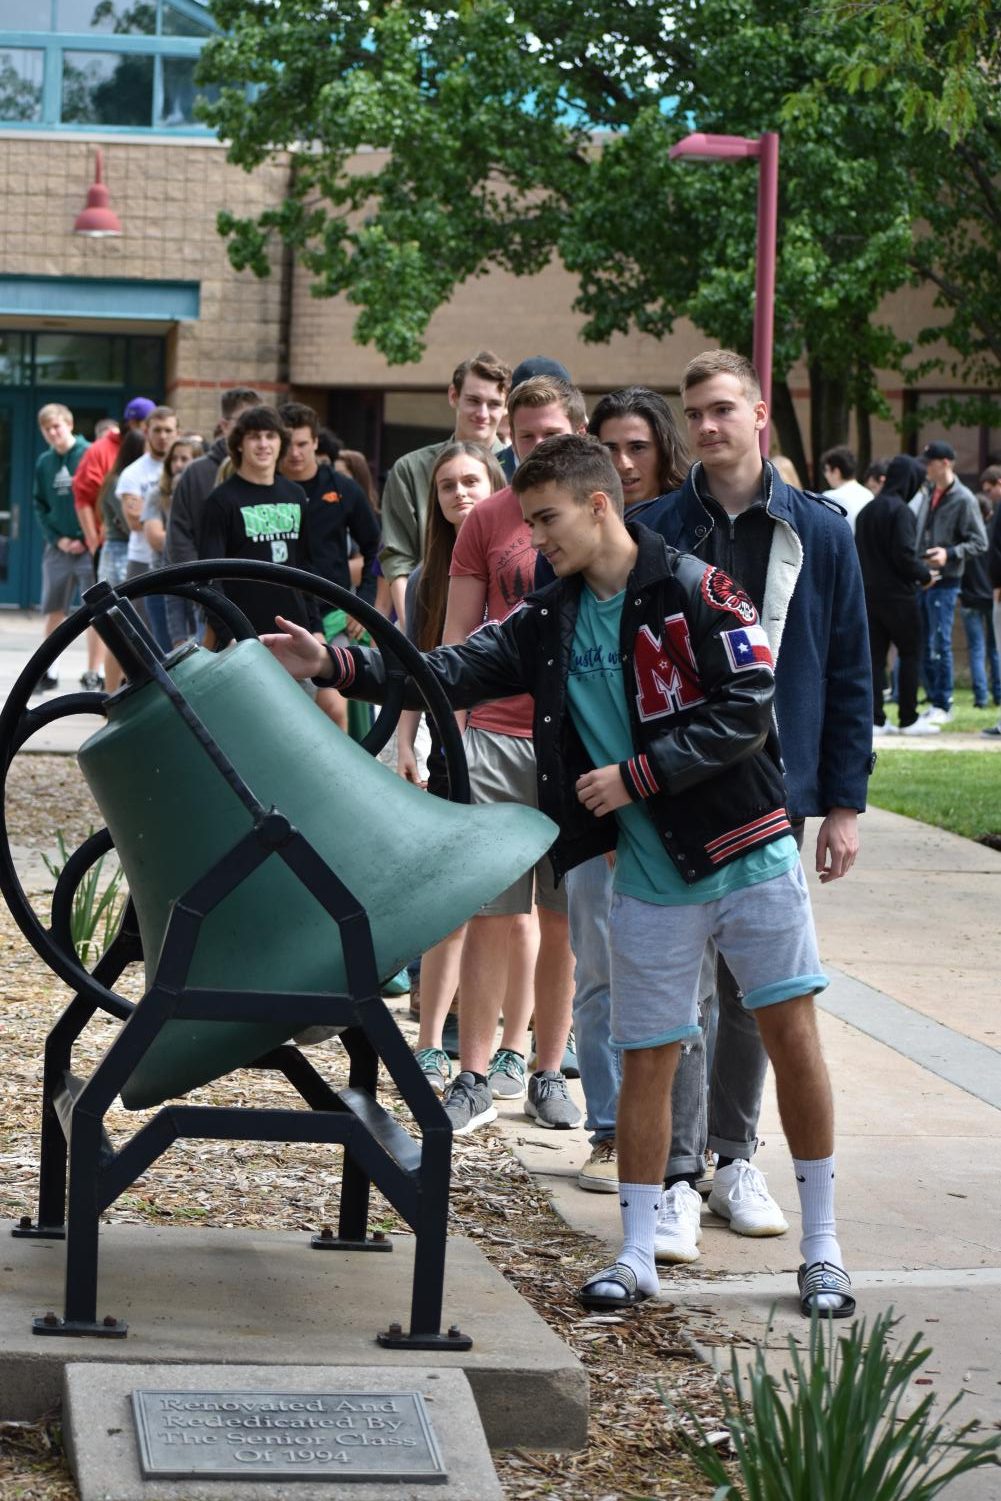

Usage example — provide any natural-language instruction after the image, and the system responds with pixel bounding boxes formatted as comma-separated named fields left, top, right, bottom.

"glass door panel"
left=0, top=393, right=34, bottom=606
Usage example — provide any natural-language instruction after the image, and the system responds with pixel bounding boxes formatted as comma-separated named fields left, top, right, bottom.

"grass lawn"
left=880, top=700, right=1000, bottom=734
left=868, top=750, right=1001, bottom=843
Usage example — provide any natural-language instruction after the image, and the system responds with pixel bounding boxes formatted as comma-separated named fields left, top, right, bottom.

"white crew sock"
left=586, top=1181, right=662, bottom=1299
left=794, top=1153, right=843, bottom=1275
left=609, top=1181, right=662, bottom=1296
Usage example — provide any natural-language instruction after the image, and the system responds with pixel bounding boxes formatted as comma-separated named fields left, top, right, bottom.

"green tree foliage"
left=816, top=0, right=1001, bottom=141
left=911, top=121, right=1001, bottom=427
left=800, top=0, right=1001, bottom=429
left=197, top=0, right=928, bottom=468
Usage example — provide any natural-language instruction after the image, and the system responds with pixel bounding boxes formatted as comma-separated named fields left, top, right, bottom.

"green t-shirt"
left=565, top=585, right=797, bottom=906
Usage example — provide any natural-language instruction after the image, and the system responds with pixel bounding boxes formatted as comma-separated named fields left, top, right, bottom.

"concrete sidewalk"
left=492, top=809, right=1001, bottom=1496
left=0, top=608, right=105, bottom=753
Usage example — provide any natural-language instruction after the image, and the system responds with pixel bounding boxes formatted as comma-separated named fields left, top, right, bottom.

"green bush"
left=674, top=1309, right=1000, bottom=1500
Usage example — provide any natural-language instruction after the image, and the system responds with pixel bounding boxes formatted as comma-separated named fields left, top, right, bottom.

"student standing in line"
left=641, top=351, right=872, bottom=1266
left=31, top=402, right=102, bottom=691
left=396, top=441, right=506, bottom=1094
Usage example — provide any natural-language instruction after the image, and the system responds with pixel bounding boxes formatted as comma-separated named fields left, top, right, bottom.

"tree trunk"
left=855, top=401, right=872, bottom=474
left=808, top=359, right=851, bottom=488
left=770, top=379, right=809, bottom=487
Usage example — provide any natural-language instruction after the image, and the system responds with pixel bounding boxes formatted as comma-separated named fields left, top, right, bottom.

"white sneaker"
left=874, top=721, right=899, bottom=735
left=653, top=1183, right=702, bottom=1263
left=922, top=706, right=952, bottom=724
left=900, top=717, right=942, bottom=736
left=707, top=1159, right=788, bottom=1236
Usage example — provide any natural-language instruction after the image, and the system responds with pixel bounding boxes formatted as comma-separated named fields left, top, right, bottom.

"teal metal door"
left=0, top=392, right=36, bottom=608
left=0, top=328, right=166, bottom=605
left=1, top=389, right=132, bottom=608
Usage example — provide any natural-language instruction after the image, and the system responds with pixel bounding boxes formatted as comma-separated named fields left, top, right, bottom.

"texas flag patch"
left=722, top=624, right=774, bottom=673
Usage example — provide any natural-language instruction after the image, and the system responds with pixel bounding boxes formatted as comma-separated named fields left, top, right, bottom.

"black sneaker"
left=441, top=1071, right=497, bottom=1136
left=37, top=670, right=59, bottom=692
left=79, top=670, right=104, bottom=692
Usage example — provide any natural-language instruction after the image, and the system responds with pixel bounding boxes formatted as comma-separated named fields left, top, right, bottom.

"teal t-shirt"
left=566, top=585, right=798, bottom=907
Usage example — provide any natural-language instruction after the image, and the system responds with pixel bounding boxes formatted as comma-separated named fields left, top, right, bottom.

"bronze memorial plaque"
left=132, top=1389, right=447, bottom=1482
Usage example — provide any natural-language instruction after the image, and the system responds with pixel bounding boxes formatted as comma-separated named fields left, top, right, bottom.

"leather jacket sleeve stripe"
left=705, top=808, right=791, bottom=864
left=318, top=642, right=355, bottom=687
left=621, top=752, right=659, bottom=799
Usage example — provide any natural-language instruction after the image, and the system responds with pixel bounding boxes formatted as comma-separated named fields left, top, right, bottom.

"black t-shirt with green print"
left=198, top=473, right=319, bottom=636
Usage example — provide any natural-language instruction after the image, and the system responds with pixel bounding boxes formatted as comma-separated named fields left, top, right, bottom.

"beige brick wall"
left=0, top=135, right=292, bottom=436
left=1, top=134, right=981, bottom=463
left=290, top=251, right=710, bottom=395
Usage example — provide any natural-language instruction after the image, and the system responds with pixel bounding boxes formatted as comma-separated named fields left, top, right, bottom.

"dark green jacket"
left=32, top=435, right=89, bottom=544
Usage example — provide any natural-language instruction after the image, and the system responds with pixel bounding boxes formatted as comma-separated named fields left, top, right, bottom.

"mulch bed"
left=0, top=755, right=730, bottom=1500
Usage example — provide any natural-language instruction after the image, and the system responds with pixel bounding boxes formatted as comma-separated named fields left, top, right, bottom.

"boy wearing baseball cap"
left=915, top=440, right=987, bottom=722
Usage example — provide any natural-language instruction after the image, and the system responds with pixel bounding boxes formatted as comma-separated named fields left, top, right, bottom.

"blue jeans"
left=566, top=858, right=621, bottom=1145
left=566, top=855, right=707, bottom=1176
left=919, top=582, right=961, bottom=710
left=960, top=605, right=1001, bottom=706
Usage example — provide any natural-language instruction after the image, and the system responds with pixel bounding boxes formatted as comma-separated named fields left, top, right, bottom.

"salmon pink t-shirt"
left=448, top=485, right=536, bottom=737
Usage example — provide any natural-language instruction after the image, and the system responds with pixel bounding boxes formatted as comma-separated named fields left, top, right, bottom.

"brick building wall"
left=0, top=134, right=292, bottom=436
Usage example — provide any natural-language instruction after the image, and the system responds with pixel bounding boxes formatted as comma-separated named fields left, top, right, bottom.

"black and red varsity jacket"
left=321, top=524, right=791, bottom=885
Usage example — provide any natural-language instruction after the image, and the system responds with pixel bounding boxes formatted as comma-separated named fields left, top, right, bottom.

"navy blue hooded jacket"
left=641, top=462, right=873, bottom=819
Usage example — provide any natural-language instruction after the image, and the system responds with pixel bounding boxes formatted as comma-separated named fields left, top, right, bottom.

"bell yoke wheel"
left=0, top=559, right=469, bottom=1022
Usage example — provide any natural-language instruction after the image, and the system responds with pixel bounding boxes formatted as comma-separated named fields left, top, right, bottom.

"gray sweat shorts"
left=608, top=862, right=828, bottom=1050
left=41, top=542, right=95, bottom=615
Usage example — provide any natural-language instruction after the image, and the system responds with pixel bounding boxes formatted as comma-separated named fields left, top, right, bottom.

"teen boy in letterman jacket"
left=262, top=433, right=854, bottom=1322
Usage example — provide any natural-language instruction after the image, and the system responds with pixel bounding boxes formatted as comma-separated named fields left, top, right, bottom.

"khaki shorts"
left=464, top=725, right=566, bottom=917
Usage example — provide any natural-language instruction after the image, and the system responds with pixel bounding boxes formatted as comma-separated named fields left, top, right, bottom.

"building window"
left=0, top=0, right=217, bottom=131
left=160, top=53, right=217, bottom=127
left=0, top=332, right=29, bottom=387
left=62, top=50, right=155, bottom=126
left=0, top=329, right=165, bottom=396
left=161, top=1, right=213, bottom=38
left=35, top=332, right=127, bottom=386
left=0, top=0, right=46, bottom=27
left=60, top=0, right=154, bottom=34
left=0, top=48, right=43, bottom=121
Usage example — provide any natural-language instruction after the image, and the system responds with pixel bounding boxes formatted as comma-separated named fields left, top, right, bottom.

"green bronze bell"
left=78, top=640, right=556, bottom=1111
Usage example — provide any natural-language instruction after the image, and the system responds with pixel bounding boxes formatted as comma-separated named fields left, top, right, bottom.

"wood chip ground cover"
left=0, top=755, right=730, bottom=1500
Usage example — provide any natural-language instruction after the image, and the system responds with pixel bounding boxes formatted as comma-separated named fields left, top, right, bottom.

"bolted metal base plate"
left=11, top=1221, right=66, bottom=1241
left=377, top=1327, right=473, bottom=1352
left=310, top=1232, right=393, bottom=1252
left=33, top=1315, right=128, bottom=1338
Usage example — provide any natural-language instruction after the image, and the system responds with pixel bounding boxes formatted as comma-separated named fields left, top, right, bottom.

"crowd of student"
left=816, top=441, right=996, bottom=738
left=29, top=350, right=999, bottom=1320
left=258, top=347, right=868, bottom=1322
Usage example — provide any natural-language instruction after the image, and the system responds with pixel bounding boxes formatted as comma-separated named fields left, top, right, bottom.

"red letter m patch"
left=633, top=614, right=706, bottom=721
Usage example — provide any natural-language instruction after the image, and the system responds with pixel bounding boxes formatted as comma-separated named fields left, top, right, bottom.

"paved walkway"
left=494, top=809, right=1001, bottom=1496
left=3, top=607, right=1001, bottom=1490
left=0, top=608, right=105, bottom=753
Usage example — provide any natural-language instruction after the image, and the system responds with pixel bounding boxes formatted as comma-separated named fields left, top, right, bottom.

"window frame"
left=0, top=0, right=216, bottom=134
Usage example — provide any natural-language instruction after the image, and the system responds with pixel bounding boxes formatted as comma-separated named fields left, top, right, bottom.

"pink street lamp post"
left=669, top=131, right=780, bottom=457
